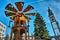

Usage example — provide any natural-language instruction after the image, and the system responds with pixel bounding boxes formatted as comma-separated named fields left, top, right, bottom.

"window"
left=0, top=23, right=1, bottom=25
left=3, top=30, right=4, bottom=32
left=0, top=33, right=1, bottom=34
left=1, top=25, right=3, bottom=27
left=2, top=34, right=4, bottom=36
left=0, top=33, right=1, bottom=36
left=4, top=27, right=5, bottom=29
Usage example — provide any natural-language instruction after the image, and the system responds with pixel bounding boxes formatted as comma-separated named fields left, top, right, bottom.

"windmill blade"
left=15, top=2, right=24, bottom=11
left=25, top=16, right=31, bottom=20
left=23, top=5, right=34, bottom=12
left=5, top=11, right=16, bottom=16
left=25, top=12, right=35, bottom=16
left=5, top=3, right=17, bottom=12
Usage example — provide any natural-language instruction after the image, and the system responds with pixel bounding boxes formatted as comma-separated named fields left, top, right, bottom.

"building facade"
left=48, top=7, right=60, bottom=40
left=22, top=33, right=35, bottom=40
left=0, top=21, right=6, bottom=40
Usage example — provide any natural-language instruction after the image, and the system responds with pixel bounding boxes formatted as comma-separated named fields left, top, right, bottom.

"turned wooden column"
left=25, top=32, right=27, bottom=40
left=10, top=29, right=13, bottom=40
left=34, top=35, right=36, bottom=40
left=15, top=30, right=20, bottom=40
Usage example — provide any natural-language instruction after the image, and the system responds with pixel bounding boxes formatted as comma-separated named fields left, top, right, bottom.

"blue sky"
left=0, top=0, right=60, bottom=36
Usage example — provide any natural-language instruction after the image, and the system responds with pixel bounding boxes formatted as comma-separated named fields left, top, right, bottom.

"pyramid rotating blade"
left=5, top=11, right=16, bottom=16
left=25, top=12, right=35, bottom=16
left=5, top=3, right=17, bottom=12
left=15, top=2, right=24, bottom=11
left=25, top=16, right=31, bottom=20
left=23, top=5, right=34, bottom=12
